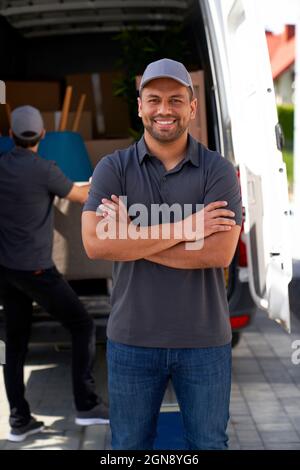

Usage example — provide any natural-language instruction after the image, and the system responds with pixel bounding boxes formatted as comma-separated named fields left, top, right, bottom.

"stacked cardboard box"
left=85, top=137, right=133, bottom=168
left=0, top=80, right=62, bottom=137
left=189, top=71, right=208, bottom=147
left=5, top=80, right=61, bottom=111
left=66, top=72, right=131, bottom=139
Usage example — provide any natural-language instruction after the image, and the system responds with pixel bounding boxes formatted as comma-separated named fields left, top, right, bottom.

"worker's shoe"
left=7, top=417, right=45, bottom=442
left=75, top=402, right=109, bottom=426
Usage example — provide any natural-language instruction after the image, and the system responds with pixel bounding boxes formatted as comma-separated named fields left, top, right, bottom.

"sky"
left=260, top=0, right=300, bottom=31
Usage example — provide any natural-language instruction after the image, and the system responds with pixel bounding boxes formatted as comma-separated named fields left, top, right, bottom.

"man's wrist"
left=173, top=220, right=189, bottom=242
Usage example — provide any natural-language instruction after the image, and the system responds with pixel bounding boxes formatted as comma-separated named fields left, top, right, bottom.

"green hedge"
left=277, top=104, right=294, bottom=145
left=277, top=105, right=294, bottom=188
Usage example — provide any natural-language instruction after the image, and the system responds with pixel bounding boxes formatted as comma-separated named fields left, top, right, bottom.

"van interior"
left=0, top=0, right=219, bottom=148
left=0, top=0, right=250, bottom=344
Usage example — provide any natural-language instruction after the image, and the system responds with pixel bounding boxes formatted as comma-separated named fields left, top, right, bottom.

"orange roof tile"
left=271, top=36, right=295, bottom=79
left=266, top=27, right=295, bottom=79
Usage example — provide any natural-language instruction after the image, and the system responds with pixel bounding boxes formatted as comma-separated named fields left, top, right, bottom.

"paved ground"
left=1, top=309, right=300, bottom=450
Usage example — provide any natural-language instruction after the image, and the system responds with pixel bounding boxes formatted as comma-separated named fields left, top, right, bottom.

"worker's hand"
left=99, top=195, right=131, bottom=225
left=182, top=201, right=236, bottom=241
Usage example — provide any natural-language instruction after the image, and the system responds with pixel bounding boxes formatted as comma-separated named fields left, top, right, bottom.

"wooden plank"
left=59, top=85, right=72, bottom=131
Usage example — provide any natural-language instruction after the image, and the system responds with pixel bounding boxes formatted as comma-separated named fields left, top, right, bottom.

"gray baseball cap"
left=139, top=58, right=194, bottom=95
left=11, top=105, right=44, bottom=140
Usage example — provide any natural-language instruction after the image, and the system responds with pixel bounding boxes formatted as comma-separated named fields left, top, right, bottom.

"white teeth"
left=155, top=120, right=175, bottom=124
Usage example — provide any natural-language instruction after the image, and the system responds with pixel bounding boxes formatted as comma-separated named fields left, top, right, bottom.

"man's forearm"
left=66, top=183, right=90, bottom=204
left=87, top=218, right=186, bottom=261
left=144, top=240, right=221, bottom=269
left=145, top=227, right=241, bottom=269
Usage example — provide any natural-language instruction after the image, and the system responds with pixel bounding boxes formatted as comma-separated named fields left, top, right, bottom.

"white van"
left=0, top=0, right=292, bottom=346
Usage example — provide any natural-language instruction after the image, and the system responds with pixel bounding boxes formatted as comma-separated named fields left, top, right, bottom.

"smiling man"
left=82, top=58, right=242, bottom=450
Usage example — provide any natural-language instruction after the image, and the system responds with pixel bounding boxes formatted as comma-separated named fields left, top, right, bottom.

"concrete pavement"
left=1, top=310, right=300, bottom=450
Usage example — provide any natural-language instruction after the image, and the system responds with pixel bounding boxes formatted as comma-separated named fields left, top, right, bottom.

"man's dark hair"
left=187, top=87, right=194, bottom=102
left=12, top=131, right=42, bottom=149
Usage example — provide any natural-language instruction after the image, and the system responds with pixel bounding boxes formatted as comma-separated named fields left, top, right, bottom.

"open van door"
left=201, top=0, right=292, bottom=331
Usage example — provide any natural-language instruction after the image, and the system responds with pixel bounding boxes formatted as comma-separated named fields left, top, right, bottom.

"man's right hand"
left=182, top=201, right=236, bottom=241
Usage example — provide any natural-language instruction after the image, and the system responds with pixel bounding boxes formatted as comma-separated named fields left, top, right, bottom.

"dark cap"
left=11, top=105, right=44, bottom=140
left=139, top=58, right=194, bottom=95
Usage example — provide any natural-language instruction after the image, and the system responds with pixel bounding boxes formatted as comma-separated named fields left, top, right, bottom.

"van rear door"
left=201, top=0, right=292, bottom=331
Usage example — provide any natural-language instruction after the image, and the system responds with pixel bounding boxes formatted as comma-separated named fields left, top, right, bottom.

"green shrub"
left=282, top=148, right=293, bottom=189
left=277, top=104, right=294, bottom=145
left=277, top=105, right=294, bottom=190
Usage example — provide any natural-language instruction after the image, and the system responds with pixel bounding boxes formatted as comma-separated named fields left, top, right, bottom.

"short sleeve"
left=203, top=154, right=242, bottom=226
left=47, top=161, right=73, bottom=198
left=83, top=155, right=123, bottom=212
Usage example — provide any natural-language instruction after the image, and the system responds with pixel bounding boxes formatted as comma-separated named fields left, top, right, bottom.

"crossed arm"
left=82, top=196, right=241, bottom=269
left=82, top=210, right=186, bottom=262
left=144, top=226, right=241, bottom=269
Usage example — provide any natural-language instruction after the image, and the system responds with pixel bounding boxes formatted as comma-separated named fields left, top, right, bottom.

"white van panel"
left=202, top=0, right=292, bottom=331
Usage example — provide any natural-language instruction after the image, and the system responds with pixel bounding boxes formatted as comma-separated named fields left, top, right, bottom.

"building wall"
left=275, top=65, right=295, bottom=104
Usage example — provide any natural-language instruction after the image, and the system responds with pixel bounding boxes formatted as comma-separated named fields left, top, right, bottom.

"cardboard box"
left=53, top=197, right=113, bottom=280
left=85, top=138, right=133, bottom=168
left=66, top=74, right=95, bottom=112
left=100, top=71, right=131, bottom=138
left=42, top=110, right=93, bottom=140
left=189, top=71, right=208, bottom=147
left=5, top=81, right=61, bottom=111
left=66, top=73, right=131, bottom=138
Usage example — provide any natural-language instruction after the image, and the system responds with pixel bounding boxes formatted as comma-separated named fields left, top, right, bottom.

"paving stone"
left=233, top=424, right=259, bottom=434
left=230, top=415, right=256, bottom=426
left=246, top=402, right=284, bottom=416
left=82, top=425, right=108, bottom=450
left=228, top=440, right=241, bottom=450
left=259, top=430, right=300, bottom=444
left=264, top=443, right=300, bottom=450
left=249, top=412, right=290, bottom=424
left=232, top=359, right=262, bottom=375
left=230, top=403, right=250, bottom=415
left=232, top=374, right=266, bottom=384
left=235, top=429, right=262, bottom=443
left=239, top=443, right=265, bottom=450
left=288, top=416, right=300, bottom=432
left=241, top=391, right=277, bottom=403
left=256, top=422, right=296, bottom=432
left=272, top=384, right=300, bottom=398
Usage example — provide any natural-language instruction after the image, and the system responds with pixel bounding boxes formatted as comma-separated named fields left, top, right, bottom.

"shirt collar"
left=10, top=146, right=36, bottom=157
left=137, top=134, right=200, bottom=167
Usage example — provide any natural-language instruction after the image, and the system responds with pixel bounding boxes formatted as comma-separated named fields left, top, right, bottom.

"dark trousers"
left=0, top=264, right=99, bottom=428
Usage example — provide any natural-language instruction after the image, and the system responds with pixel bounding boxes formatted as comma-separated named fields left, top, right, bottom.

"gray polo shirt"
left=83, top=135, right=242, bottom=348
left=0, top=146, right=73, bottom=270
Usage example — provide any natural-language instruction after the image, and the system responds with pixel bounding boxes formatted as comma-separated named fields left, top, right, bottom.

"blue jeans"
left=107, top=339, right=232, bottom=450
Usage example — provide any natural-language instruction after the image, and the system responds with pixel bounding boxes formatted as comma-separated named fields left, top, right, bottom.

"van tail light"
left=236, top=168, right=248, bottom=267
left=238, top=217, right=248, bottom=267
left=230, top=314, right=250, bottom=329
